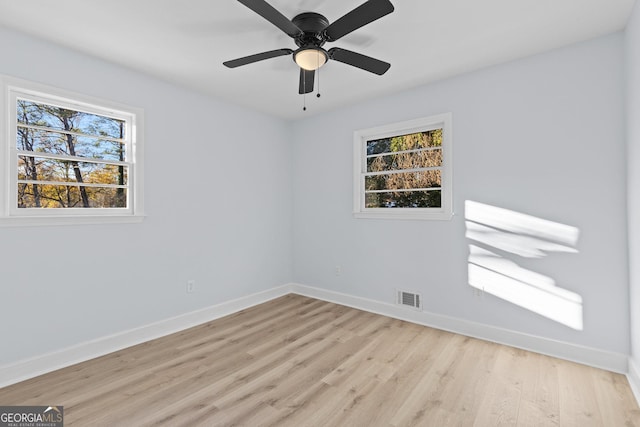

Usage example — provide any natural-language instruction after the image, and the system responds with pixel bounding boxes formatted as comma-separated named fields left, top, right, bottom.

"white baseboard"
left=0, top=284, right=294, bottom=388
left=289, top=283, right=629, bottom=374
left=629, top=357, right=640, bottom=407
left=0, top=282, right=631, bottom=390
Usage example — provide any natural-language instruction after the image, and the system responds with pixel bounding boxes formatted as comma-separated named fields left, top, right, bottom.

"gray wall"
left=0, top=27, right=293, bottom=366
left=292, top=33, right=629, bottom=354
left=626, top=0, right=640, bottom=377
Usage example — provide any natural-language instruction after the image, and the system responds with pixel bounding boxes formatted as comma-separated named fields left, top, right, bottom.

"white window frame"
left=353, top=113, right=453, bottom=220
left=0, top=75, right=144, bottom=226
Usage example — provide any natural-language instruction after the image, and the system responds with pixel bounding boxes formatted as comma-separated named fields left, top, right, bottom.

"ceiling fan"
left=223, top=0, right=395, bottom=96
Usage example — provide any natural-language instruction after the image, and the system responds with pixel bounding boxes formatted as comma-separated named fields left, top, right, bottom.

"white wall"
left=292, top=33, right=629, bottom=355
left=626, top=0, right=640, bottom=398
left=0, top=27, right=293, bottom=366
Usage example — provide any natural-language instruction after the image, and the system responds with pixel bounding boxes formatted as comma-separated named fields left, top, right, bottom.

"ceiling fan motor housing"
left=292, top=12, right=330, bottom=48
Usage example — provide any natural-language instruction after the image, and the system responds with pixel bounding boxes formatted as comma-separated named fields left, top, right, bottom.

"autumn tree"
left=366, top=129, right=443, bottom=208
left=16, top=100, right=127, bottom=209
left=17, top=100, right=42, bottom=207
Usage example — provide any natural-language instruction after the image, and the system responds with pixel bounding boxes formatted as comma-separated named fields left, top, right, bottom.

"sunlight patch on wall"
left=465, top=201, right=583, bottom=330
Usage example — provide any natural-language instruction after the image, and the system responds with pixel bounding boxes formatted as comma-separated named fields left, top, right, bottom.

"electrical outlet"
left=186, top=280, right=195, bottom=293
left=335, top=265, right=342, bottom=276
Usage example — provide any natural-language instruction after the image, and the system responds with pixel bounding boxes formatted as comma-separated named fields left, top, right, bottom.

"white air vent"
left=397, top=290, right=422, bottom=310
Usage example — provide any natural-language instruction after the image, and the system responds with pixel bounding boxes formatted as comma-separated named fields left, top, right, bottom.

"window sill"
left=0, top=214, right=146, bottom=227
left=353, top=211, right=454, bottom=221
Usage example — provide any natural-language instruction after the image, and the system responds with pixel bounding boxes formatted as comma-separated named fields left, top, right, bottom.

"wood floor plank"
left=336, top=327, right=455, bottom=427
left=0, top=294, right=638, bottom=426
left=558, top=359, right=605, bottom=426
left=389, top=332, right=473, bottom=426
left=423, top=337, right=501, bottom=426
left=516, top=352, right=561, bottom=427
left=473, top=346, right=531, bottom=426
left=590, top=366, right=640, bottom=426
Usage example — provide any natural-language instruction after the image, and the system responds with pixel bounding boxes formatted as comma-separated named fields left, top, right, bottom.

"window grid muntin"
left=16, top=150, right=128, bottom=167
left=364, top=165, right=442, bottom=177
left=365, top=187, right=442, bottom=194
left=17, top=180, right=127, bottom=189
left=16, top=123, right=126, bottom=145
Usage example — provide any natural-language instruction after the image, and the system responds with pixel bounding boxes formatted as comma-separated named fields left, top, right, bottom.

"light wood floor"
left=1, top=294, right=638, bottom=426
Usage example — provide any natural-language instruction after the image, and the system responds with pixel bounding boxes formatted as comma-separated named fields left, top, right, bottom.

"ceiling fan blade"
left=299, top=69, right=315, bottom=94
left=328, top=48, right=390, bottom=75
left=324, top=0, right=394, bottom=42
left=237, top=0, right=304, bottom=38
left=223, top=48, right=293, bottom=68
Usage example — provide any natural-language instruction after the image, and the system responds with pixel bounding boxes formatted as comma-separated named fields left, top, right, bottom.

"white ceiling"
left=0, top=0, right=635, bottom=120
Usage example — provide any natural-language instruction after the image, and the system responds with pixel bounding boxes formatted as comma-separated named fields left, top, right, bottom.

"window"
left=353, top=113, right=452, bottom=220
left=0, top=76, right=144, bottom=226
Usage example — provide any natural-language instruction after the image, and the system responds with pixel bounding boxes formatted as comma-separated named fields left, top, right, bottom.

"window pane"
left=365, top=170, right=441, bottom=191
left=17, top=99, right=125, bottom=139
left=367, top=138, right=392, bottom=155
left=18, top=156, right=128, bottom=185
left=366, top=129, right=442, bottom=155
left=18, top=183, right=127, bottom=208
left=367, top=149, right=442, bottom=172
left=16, top=129, right=125, bottom=162
left=365, top=190, right=441, bottom=208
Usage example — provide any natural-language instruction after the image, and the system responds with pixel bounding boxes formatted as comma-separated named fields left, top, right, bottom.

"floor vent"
left=397, top=290, right=422, bottom=310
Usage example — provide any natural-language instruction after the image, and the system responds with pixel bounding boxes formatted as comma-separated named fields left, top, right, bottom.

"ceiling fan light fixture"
left=294, top=47, right=328, bottom=71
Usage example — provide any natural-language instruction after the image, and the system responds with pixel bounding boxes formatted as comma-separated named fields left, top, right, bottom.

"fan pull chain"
left=303, top=69, right=307, bottom=111
left=302, top=73, right=307, bottom=111
left=317, top=66, right=321, bottom=98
